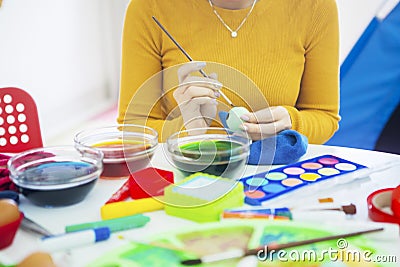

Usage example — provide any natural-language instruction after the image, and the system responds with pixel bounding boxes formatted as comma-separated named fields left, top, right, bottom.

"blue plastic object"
left=327, top=3, right=400, bottom=150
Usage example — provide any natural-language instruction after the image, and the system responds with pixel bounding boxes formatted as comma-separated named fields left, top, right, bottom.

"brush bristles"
left=342, top=204, right=357, bottom=215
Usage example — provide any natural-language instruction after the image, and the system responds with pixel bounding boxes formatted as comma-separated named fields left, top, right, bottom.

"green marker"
left=65, top=214, right=150, bottom=233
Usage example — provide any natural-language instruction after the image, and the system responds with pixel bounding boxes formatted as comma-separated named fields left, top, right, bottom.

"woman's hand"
left=174, top=62, right=221, bottom=131
left=239, top=106, right=292, bottom=140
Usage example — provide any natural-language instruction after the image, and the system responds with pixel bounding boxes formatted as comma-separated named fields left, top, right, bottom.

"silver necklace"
left=208, top=0, right=257, bottom=38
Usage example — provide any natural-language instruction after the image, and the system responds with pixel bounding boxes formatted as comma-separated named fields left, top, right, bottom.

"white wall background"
left=337, top=0, right=395, bottom=63
left=0, top=0, right=396, bottom=144
left=0, top=0, right=129, bottom=143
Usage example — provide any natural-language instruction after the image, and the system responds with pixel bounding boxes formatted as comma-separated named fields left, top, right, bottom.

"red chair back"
left=0, top=87, right=43, bottom=153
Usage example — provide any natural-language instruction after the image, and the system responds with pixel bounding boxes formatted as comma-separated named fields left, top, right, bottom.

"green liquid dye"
left=179, top=140, right=242, bottom=160
left=173, top=140, right=246, bottom=177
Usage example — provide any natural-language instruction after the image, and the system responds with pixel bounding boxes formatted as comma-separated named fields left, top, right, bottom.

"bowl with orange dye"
left=74, top=125, right=158, bottom=178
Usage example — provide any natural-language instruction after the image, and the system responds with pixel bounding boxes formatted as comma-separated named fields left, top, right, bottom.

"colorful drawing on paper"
left=86, top=221, right=385, bottom=267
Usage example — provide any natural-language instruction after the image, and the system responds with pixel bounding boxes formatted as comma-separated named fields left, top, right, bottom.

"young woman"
left=118, top=0, right=340, bottom=144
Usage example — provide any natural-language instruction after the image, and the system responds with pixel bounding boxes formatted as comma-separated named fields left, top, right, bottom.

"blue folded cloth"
left=219, top=111, right=308, bottom=165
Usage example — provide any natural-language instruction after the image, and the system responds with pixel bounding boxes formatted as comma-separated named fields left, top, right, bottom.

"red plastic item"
left=105, top=177, right=134, bottom=204
left=0, top=87, right=43, bottom=153
left=367, top=188, right=400, bottom=224
left=391, top=185, right=400, bottom=218
left=129, top=167, right=174, bottom=199
left=0, top=212, right=23, bottom=249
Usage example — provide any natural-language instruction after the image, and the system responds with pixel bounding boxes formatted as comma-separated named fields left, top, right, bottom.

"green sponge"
left=164, top=173, right=244, bottom=222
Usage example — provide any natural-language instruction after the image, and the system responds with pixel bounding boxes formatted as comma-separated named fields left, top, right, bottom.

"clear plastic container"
left=8, top=146, right=103, bottom=207
left=166, top=127, right=250, bottom=179
left=74, top=124, right=158, bottom=179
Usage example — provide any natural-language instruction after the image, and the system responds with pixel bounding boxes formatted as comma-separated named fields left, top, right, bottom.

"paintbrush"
left=222, top=203, right=357, bottom=220
left=152, top=16, right=235, bottom=107
left=180, top=227, right=384, bottom=265
left=304, top=203, right=357, bottom=215
left=289, top=203, right=357, bottom=215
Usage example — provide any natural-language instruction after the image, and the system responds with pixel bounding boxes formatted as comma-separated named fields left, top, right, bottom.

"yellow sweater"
left=118, top=0, right=340, bottom=144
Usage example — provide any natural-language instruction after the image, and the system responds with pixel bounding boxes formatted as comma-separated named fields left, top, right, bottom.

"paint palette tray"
left=86, top=220, right=383, bottom=267
left=240, top=154, right=367, bottom=205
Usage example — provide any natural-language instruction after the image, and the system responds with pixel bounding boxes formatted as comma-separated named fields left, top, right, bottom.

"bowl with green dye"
left=166, top=128, right=250, bottom=179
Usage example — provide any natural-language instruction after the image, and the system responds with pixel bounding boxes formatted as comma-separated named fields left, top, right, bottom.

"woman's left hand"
left=239, top=106, right=292, bottom=140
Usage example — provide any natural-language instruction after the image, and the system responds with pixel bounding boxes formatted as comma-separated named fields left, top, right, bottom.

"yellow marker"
left=101, top=197, right=164, bottom=220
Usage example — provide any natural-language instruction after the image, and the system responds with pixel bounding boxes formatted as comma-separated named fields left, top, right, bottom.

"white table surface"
left=1, top=144, right=400, bottom=266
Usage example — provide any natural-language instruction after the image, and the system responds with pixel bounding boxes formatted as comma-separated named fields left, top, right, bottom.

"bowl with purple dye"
left=7, top=146, right=103, bottom=207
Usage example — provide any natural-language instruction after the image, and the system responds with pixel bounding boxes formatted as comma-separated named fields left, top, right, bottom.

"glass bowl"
left=74, top=124, right=158, bottom=178
left=7, top=146, right=103, bottom=207
left=166, top=128, right=250, bottom=179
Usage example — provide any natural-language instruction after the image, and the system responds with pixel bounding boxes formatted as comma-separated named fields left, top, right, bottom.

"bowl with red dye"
left=74, top=125, right=159, bottom=179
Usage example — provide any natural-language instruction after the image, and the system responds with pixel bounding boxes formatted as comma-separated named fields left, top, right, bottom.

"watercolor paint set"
left=240, top=154, right=368, bottom=205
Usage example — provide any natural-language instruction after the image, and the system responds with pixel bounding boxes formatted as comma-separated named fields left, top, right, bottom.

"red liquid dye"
left=93, top=141, right=154, bottom=179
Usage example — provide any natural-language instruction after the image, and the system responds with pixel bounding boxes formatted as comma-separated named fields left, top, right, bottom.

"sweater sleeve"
left=284, top=0, right=340, bottom=144
left=117, top=0, right=184, bottom=142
